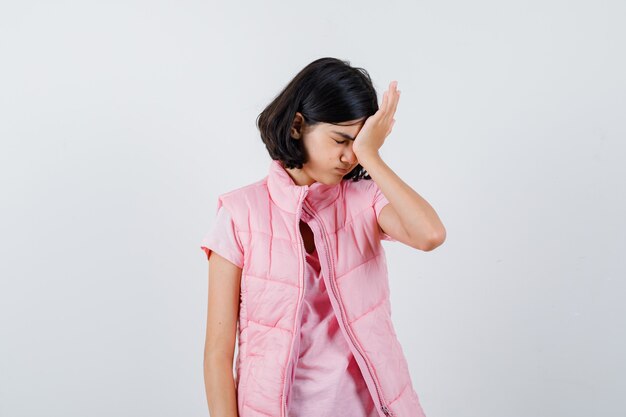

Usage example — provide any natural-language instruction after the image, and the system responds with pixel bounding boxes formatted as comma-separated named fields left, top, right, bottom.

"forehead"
left=321, top=118, right=364, bottom=138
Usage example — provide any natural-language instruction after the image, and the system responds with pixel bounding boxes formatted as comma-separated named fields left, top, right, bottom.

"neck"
left=284, top=167, right=315, bottom=186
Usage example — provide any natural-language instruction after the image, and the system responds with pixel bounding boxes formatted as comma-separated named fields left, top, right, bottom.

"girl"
left=200, top=57, right=445, bottom=417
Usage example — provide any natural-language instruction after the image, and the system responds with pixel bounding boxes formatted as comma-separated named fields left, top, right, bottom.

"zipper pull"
left=381, top=404, right=392, bottom=416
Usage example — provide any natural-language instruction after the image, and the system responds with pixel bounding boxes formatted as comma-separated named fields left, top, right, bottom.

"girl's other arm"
left=204, top=251, right=241, bottom=417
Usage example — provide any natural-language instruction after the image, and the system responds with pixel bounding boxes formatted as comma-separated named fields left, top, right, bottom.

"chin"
left=312, top=169, right=344, bottom=185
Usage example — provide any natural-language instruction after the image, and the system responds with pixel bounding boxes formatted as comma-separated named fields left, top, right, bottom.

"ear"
left=290, top=112, right=304, bottom=139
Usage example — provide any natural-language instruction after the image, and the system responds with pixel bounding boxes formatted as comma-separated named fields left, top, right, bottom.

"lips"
left=335, top=167, right=350, bottom=174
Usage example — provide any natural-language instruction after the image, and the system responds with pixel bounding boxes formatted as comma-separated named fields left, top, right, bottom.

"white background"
left=1, top=1, right=624, bottom=416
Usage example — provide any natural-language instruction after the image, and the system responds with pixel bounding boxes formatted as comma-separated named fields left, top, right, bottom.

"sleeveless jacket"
left=204, top=159, right=427, bottom=417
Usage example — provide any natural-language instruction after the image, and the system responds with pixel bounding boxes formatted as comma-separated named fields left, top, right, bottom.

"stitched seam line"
left=336, top=251, right=384, bottom=282
left=246, top=318, right=293, bottom=334
left=244, top=273, right=300, bottom=289
left=388, top=382, right=411, bottom=407
left=233, top=205, right=373, bottom=240
left=334, top=205, right=373, bottom=234
left=242, top=403, right=274, bottom=416
left=237, top=229, right=301, bottom=242
left=348, top=296, right=387, bottom=325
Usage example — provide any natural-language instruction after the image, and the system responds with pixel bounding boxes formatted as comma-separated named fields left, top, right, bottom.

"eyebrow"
left=331, top=131, right=355, bottom=141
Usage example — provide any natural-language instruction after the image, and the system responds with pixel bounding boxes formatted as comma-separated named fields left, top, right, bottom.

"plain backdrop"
left=1, top=1, right=624, bottom=416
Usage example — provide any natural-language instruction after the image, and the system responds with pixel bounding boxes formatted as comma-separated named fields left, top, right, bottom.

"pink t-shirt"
left=286, top=244, right=378, bottom=416
left=200, top=181, right=394, bottom=414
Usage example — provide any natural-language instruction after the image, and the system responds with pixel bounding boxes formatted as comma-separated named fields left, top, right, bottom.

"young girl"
left=200, top=57, right=445, bottom=417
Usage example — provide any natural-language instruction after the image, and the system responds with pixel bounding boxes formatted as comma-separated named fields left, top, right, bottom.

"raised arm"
left=353, top=80, right=446, bottom=251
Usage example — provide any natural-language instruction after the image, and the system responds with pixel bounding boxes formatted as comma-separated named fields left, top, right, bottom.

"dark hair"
left=256, top=57, right=378, bottom=181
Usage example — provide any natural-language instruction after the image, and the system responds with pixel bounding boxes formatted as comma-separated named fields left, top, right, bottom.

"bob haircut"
left=256, top=57, right=379, bottom=181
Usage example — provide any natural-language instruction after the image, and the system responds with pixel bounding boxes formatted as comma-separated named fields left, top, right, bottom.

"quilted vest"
left=212, top=159, right=427, bottom=417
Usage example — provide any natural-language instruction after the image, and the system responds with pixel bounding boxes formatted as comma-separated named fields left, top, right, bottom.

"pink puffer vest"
left=207, top=159, right=427, bottom=417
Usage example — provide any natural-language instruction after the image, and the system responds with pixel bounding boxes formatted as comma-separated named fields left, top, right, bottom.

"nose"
left=340, top=145, right=357, bottom=166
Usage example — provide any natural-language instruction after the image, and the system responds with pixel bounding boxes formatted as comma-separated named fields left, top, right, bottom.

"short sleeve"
left=372, top=182, right=398, bottom=242
left=200, top=206, right=244, bottom=268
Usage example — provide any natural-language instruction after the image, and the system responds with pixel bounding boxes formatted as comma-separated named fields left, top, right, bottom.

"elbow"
left=419, top=228, right=446, bottom=252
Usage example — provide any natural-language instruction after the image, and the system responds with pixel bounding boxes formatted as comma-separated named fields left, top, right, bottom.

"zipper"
left=281, top=188, right=309, bottom=417
left=301, top=202, right=394, bottom=417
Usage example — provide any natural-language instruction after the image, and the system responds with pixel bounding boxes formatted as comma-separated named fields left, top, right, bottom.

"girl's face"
left=286, top=112, right=365, bottom=186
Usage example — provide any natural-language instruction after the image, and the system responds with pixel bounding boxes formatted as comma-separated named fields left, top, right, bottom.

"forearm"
left=359, top=152, right=446, bottom=244
left=204, top=355, right=238, bottom=417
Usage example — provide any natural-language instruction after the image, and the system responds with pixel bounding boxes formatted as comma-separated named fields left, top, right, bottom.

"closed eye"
left=334, top=139, right=346, bottom=144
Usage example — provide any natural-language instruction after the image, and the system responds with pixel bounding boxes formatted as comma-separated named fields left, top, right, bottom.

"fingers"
left=380, top=81, right=399, bottom=121
left=379, top=81, right=400, bottom=128
left=388, top=81, right=400, bottom=117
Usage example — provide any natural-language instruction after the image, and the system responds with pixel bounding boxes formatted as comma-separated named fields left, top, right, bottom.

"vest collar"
left=266, top=159, right=341, bottom=214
